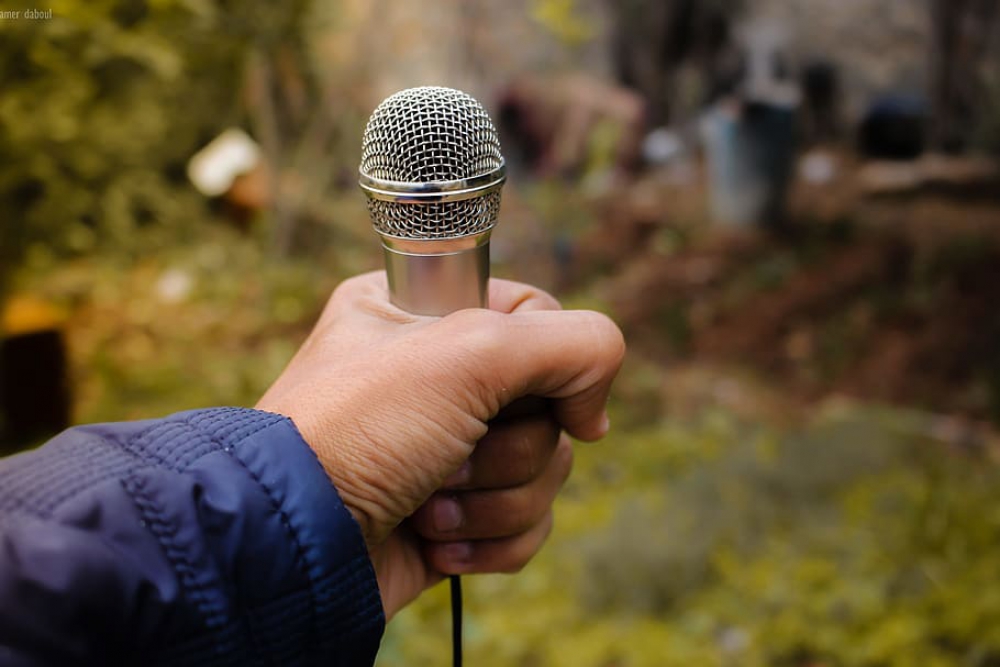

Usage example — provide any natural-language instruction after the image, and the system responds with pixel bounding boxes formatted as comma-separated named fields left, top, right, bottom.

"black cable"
left=450, top=574, right=463, bottom=667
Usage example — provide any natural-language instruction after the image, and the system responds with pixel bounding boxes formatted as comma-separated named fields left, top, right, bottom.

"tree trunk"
left=929, top=0, right=1000, bottom=152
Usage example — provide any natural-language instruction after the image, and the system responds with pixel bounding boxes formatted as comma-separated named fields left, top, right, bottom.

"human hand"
left=256, top=272, right=624, bottom=619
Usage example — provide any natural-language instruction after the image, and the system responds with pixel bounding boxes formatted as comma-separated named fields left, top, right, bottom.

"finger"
left=488, top=279, right=561, bottom=314
left=327, top=274, right=559, bottom=326
left=412, top=434, right=572, bottom=541
left=318, top=271, right=441, bottom=337
left=437, top=308, right=626, bottom=441
left=331, top=274, right=560, bottom=317
left=321, top=271, right=388, bottom=316
left=442, top=420, right=563, bottom=491
left=423, top=510, right=555, bottom=575
left=493, top=396, right=551, bottom=422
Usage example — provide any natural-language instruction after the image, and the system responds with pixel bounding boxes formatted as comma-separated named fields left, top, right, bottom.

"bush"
left=0, top=0, right=314, bottom=288
left=381, top=408, right=1000, bottom=667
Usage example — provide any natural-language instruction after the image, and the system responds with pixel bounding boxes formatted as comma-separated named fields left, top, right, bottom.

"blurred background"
left=2, top=0, right=1000, bottom=664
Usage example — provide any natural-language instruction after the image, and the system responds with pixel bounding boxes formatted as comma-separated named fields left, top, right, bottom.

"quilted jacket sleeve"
left=0, top=407, right=385, bottom=667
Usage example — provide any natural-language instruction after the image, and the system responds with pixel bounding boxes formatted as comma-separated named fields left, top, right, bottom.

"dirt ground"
left=566, top=153, right=1000, bottom=433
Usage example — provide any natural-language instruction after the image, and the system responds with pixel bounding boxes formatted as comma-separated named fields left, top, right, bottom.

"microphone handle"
left=385, top=234, right=550, bottom=667
left=382, top=239, right=490, bottom=317
left=384, top=235, right=489, bottom=667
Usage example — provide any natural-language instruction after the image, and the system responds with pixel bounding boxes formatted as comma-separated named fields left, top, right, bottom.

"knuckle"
left=439, top=310, right=511, bottom=414
left=494, top=279, right=562, bottom=312
left=516, top=429, right=538, bottom=460
left=553, top=435, right=575, bottom=483
left=323, top=272, right=386, bottom=321
left=590, top=312, right=627, bottom=368
left=532, top=289, right=562, bottom=312
left=515, top=423, right=553, bottom=479
left=569, top=312, right=626, bottom=387
left=508, top=496, right=540, bottom=533
left=442, top=309, right=508, bottom=356
left=506, top=436, right=537, bottom=483
left=331, top=272, right=374, bottom=302
left=503, top=558, right=530, bottom=574
left=496, top=541, right=535, bottom=574
left=504, top=514, right=554, bottom=573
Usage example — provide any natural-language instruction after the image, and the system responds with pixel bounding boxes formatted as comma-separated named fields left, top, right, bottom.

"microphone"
left=360, top=85, right=508, bottom=667
left=359, top=86, right=506, bottom=315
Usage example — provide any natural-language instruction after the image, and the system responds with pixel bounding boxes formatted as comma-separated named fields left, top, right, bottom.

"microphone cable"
left=450, top=574, right=463, bottom=667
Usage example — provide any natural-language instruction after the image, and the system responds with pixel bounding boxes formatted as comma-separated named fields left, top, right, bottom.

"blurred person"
left=800, top=60, right=841, bottom=145
left=498, top=72, right=647, bottom=179
left=0, top=272, right=625, bottom=666
left=608, top=0, right=740, bottom=124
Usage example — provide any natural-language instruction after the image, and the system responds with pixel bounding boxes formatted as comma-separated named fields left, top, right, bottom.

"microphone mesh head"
left=360, top=86, right=503, bottom=239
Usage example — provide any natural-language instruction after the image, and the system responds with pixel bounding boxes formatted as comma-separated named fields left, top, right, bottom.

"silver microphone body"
left=359, top=86, right=505, bottom=316
left=379, top=233, right=490, bottom=315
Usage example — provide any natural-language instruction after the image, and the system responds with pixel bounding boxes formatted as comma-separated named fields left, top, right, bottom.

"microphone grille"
left=360, top=86, right=503, bottom=239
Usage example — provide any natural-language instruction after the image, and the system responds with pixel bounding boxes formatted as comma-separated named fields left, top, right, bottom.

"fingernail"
left=433, top=496, right=463, bottom=533
left=443, top=541, right=473, bottom=565
left=443, top=461, right=472, bottom=488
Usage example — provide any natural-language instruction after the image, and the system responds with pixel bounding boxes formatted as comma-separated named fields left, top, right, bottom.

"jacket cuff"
left=162, top=407, right=385, bottom=664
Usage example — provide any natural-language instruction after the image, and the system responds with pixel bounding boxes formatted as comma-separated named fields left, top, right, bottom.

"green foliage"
left=379, top=407, right=1000, bottom=667
left=529, top=0, right=596, bottom=48
left=18, top=223, right=377, bottom=425
left=0, top=0, right=314, bottom=289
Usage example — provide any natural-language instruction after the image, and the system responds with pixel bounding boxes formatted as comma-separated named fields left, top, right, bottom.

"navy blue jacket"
left=0, top=408, right=385, bottom=666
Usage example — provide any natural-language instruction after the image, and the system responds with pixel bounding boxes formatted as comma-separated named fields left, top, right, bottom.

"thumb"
left=437, top=308, right=626, bottom=440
